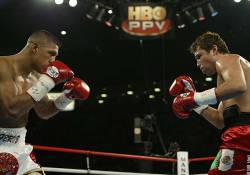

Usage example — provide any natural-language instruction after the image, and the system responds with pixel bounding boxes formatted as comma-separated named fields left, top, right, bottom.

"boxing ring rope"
left=33, top=145, right=214, bottom=175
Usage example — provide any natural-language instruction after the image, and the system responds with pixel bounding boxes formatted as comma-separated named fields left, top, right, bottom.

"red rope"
left=33, top=145, right=214, bottom=163
left=33, top=145, right=177, bottom=163
left=189, top=157, right=214, bottom=163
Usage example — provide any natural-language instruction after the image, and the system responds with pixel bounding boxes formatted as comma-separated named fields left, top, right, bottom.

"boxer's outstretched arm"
left=34, top=77, right=90, bottom=119
left=33, top=95, right=59, bottom=120
left=199, top=102, right=224, bottom=129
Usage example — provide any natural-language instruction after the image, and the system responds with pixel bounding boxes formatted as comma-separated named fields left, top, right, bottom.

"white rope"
left=43, top=167, right=208, bottom=175
left=43, top=167, right=88, bottom=174
left=43, top=167, right=169, bottom=175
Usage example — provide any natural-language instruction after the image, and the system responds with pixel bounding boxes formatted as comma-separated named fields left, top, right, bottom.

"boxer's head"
left=190, top=31, right=230, bottom=76
left=26, top=30, right=61, bottom=72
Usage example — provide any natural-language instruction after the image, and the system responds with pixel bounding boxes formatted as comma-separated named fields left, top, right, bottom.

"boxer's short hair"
left=28, top=30, right=61, bottom=48
left=190, top=31, right=230, bottom=54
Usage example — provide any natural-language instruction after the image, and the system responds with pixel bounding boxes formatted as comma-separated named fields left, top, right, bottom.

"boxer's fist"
left=63, top=77, right=90, bottom=100
left=172, top=92, right=197, bottom=119
left=27, top=61, right=74, bottom=102
left=54, top=77, right=90, bottom=110
left=42, top=60, right=74, bottom=85
left=169, top=75, right=195, bottom=96
left=172, top=103, right=191, bottom=119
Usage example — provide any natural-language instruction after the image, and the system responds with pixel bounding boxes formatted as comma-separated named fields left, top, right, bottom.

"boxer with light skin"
left=0, top=30, right=90, bottom=175
left=169, top=31, right=250, bottom=174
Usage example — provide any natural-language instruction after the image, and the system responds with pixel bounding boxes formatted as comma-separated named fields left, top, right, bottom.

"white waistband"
left=0, top=127, right=27, bottom=145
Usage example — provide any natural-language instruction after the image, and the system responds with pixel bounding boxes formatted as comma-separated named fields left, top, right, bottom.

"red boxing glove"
left=169, top=75, right=196, bottom=96
left=64, top=77, right=90, bottom=100
left=172, top=92, right=197, bottom=119
left=54, top=77, right=90, bottom=110
left=172, top=88, right=218, bottom=118
left=27, top=60, right=74, bottom=102
left=42, top=60, right=74, bottom=85
left=172, top=105, right=191, bottom=119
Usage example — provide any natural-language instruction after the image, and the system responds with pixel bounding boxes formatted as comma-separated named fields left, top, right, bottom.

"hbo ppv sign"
left=122, top=6, right=171, bottom=36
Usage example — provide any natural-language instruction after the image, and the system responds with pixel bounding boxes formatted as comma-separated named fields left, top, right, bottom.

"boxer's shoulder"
left=0, top=57, right=12, bottom=79
left=0, top=56, right=9, bottom=65
left=219, top=54, right=239, bottom=61
left=216, top=54, right=240, bottom=69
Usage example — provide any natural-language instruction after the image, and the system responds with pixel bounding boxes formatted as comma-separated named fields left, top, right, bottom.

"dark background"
left=1, top=0, right=250, bottom=174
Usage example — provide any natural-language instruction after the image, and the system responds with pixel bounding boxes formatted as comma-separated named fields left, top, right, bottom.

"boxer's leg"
left=18, top=145, right=44, bottom=175
left=24, top=168, right=45, bottom=175
left=27, top=172, right=44, bottom=175
left=208, top=149, right=247, bottom=175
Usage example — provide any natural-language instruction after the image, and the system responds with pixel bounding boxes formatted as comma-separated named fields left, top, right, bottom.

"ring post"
left=177, top=151, right=189, bottom=175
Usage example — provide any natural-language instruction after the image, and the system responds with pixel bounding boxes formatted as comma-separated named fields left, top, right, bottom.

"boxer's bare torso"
left=216, top=55, right=250, bottom=112
left=0, top=55, right=39, bottom=128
